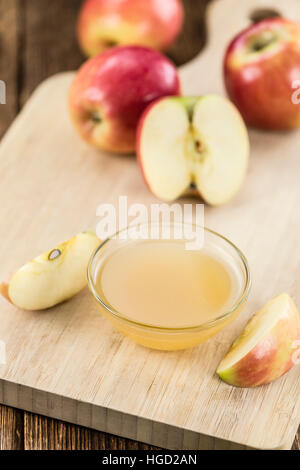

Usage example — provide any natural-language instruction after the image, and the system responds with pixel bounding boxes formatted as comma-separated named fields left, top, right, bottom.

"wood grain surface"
left=0, top=0, right=299, bottom=451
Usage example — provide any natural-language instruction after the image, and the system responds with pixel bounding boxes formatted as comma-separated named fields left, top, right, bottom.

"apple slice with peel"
left=0, top=231, right=100, bottom=311
left=137, top=94, right=249, bottom=206
left=217, top=293, right=300, bottom=387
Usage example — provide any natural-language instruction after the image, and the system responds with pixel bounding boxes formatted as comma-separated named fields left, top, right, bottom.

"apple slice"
left=0, top=231, right=100, bottom=311
left=137, top=94, right=249, bottom=206
left=217, top=293, right=300, bottom=387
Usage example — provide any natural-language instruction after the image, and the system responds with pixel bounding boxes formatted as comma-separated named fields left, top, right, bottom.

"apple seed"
left=195, top=140, right=205, bottom=153
left=48, top=249, right=62, bottom=261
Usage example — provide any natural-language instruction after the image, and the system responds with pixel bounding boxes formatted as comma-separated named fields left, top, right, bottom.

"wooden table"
left=0, top=0, right=298, bottom=451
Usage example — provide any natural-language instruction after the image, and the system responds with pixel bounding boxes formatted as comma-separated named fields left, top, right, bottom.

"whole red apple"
left=69, top=46, right=181, bottom=154
left=77, top=0, right=184, bottom=57
left=224, top=18, right=300, bottom=130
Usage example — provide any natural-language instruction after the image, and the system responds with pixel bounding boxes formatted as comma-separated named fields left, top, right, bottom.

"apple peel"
left=0, top=282, right=10, bottom=304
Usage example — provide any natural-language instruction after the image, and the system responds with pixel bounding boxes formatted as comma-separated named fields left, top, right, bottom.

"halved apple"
left=0, top=231, right=100, bottom=311
left=137, top=94, right=249, bottom=206
left=217, top=293, right=300, bottom=387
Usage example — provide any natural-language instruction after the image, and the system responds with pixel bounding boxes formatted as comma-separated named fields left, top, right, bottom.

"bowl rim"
left=87, top=224, right=251, bottom=332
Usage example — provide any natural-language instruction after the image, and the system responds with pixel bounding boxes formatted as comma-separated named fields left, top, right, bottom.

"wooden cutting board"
left=0, top=0, right=299, bottom=450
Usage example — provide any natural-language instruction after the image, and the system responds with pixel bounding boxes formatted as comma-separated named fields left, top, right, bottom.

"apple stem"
left=187, top=108, right=194, bottom=123
left=0, top=283, right=11, bottom=304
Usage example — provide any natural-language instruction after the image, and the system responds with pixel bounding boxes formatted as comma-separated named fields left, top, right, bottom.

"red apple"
left=224, top=18, right=300, bottom=130
left=69, top=46, right=181, bottom=154
left=137, top=95, right=249, bottom=206
left=77, top=0, right=184, bottom=57
left=217, top=293, right=300, bottom=387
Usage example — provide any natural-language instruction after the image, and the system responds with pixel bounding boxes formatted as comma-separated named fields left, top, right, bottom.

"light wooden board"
left=0, top=0, right=299, bottom=450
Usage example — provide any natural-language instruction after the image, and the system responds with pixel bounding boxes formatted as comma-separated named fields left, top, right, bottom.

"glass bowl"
left=88, top=223, right=251, bottom=351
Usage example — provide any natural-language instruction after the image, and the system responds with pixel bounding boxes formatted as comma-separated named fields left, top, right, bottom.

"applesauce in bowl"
left=88, top=223, right=251, bottom=350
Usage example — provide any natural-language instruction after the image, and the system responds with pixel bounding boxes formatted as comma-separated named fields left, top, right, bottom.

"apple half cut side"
left=217, top=293, right=300, bottom=387
left=0, top=231, right=100, bottom=311
left=137, top=94, right=250, bottom=206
